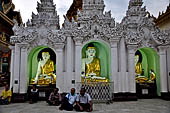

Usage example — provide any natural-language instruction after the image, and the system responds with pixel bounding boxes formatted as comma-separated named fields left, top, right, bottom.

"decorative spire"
left=126, top=0, right=146, bottom=17
left=27, top=0, right=60, bottom=29
left=37, top=0, right=55, bottom=13
left=121, top=0, right=156, bottom=30
left=128, top=0, right=143, bottom=8
left=82, top=0, right=105, bottom=16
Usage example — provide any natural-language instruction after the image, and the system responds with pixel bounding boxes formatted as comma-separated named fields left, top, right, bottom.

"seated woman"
left=47, top=88, right=61, bottom=106
left=0, top=84, right=12, bottom=105
left=29, top=85, right=39, bottom=104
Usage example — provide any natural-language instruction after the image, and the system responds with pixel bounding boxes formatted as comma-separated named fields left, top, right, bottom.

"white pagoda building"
left=10, top=0, right=170, bottom=101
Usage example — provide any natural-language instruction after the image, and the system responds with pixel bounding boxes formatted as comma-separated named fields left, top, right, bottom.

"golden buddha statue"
left=135, top=55, right=142, bottom=75
left=81, top=44, right=108, bottom=83
left=135, top=54, right=148, bottom=83
left=31, top=52, right=56, bottom=85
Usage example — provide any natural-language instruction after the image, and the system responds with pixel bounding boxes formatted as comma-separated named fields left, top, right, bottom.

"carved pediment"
left=125, top=28, right=144, bottom=45
left=152, top=28, right=170, bottom=45
left=47, top=30, right=66, bottom=43
left=122, top=0, right=170, bottom=47
left=11, top=22, right=66, bottom=49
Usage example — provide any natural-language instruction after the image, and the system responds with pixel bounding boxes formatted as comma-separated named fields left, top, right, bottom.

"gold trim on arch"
left=0, top=11, right=14, bottom=26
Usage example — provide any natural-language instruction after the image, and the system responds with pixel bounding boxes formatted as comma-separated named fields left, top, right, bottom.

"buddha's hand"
left=89, top=73, right=96, bottom=76
left=34, top=76, right=38, bottom=83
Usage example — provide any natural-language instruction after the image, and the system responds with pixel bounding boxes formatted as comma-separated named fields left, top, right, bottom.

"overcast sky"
left=13, top=0, right=169, bottom=26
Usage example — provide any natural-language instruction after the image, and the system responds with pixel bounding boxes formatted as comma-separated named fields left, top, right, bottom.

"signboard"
left=142, top=89, right=148, bottom=94
left=39, top=92, right=45, bottom=97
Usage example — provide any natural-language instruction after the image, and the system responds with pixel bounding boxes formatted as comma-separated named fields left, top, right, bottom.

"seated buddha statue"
left=135, top=55, right=148, bottom=83
left=81, top=44, right=108, bottom=83
left=31, top=52, right=56, bottom=85
left=135, top=55, right=142, bottom=76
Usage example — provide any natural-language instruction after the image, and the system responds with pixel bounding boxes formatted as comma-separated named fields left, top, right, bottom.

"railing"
left=76, top=82, right=114, bottom=103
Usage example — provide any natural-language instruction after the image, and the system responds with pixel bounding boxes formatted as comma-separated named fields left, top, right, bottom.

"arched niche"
left=81, top=41, right=111, bottom=79
left=27, top=46, right=56, bottom=84
left=136, top=47, right=160, bottom=96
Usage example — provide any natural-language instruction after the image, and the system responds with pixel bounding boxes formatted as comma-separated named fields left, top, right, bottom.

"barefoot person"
left=59, top=88, right=77, bottom=111
left=74, top=88, right=93, bottom=112
left=47, top=88, right=61, bottom=106
left=0, top=84, right=12, bottom=105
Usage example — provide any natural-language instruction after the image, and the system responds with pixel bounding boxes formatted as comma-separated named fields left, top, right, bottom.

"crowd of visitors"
left=0, top=84, right=93, bottom=112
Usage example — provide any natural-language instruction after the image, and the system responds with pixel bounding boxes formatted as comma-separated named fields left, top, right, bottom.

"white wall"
left=167, top=47, right=170, bottom=92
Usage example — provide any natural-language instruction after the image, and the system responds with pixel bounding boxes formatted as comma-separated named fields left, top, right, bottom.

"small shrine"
left=10, top=0, right=170, bottom=101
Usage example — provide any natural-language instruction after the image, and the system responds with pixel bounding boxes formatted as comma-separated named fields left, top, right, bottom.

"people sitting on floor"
left=59, top=88, right=77, bottom=111
left=47, top=88, right=61, bottom=106
left=29, top=85, right=39, bottom=104
left=74, top=88, right=93, bottom=112
left=0, top=84, right=12, bottom=105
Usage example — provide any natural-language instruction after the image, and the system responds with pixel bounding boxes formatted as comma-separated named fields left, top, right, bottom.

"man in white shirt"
left=59, top=88, right=77, bottom=111
left=74, top=88, right=93, bottom=112
left=29, top=85, right=39, bottom=104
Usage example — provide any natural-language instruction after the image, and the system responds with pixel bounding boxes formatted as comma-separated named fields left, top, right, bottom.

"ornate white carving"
left=10, top=0, right=170, bottom=53
left=65, top=0, right=117, bottom=45
left=27, top=0, right=59, bottom=29
left=152, top=29, right=170, bottom=45
left=47, top=30, right=66, bottom=43
left=10, top=0, right=65, bottom=51
left=121, top=0, right=170, bottom=48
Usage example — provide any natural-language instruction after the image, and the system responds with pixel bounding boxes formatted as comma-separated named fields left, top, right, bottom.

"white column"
left=158, top=46, right=168, bottom=93
left=13, top=44, right=21, bottom=93
left=66, top=36, right=73, bottom=72
left=73, top=37, right=83, bottom=87
left=120, top=38, right=127, bottom=72
left=9, top=46, right=15, bottom=89
left=120, top=38, right=127, bottom=92
left=110, top=40, right=119, bottom=93
left=19, top=44, right=28, bottom=94
left=74, top=38, right=82, bottom=85
left=127, top=45, right=137, bottom=93
left=66, top=36, right=74, bottom=91
left=167, top=47, right=170, bottom=92
left=55, top=45, right=64, bottom=93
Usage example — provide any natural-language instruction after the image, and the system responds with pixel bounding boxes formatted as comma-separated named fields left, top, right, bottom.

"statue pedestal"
left=81, top=76, right=109, bottom=83
left=28, top=85, right=56, bottom=101
left=136, top=83, right=157, bottom=98
left=30, top=75, right=56, bottom=86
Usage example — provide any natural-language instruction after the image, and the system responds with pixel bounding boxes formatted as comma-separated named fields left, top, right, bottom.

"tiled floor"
left=0, top=99, right=170, bottom=113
